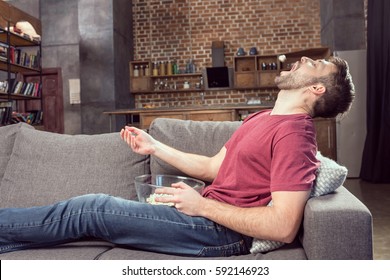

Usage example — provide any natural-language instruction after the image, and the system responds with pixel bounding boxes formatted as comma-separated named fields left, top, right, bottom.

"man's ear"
left=308, top=83, right=326, bottom=95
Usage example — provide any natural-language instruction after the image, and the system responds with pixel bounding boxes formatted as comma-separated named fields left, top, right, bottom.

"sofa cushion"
left=149, top=118, right=241, bottom=179
left=0, top=127, right=149, bottom=208
left=97, top=238, right=305, bottom=260
left=0, top=123, right=34, bottom=184
left=0, top=240, right=115, bottom=260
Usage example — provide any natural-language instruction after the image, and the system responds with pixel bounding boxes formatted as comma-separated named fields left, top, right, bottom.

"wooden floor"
left=344, top=179, right=390, bottom=260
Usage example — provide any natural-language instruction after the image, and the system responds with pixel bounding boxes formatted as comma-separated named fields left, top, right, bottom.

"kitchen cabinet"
left=139, top=109, right=237, bottom=129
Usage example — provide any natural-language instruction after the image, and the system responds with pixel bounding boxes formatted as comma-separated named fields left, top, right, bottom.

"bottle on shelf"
left=185, top=60, right=191, bottom=73
left=167, top=60, right=172, bottom=75
left=159, top=61, right=166, bottom=76
left=190, top=58, right=196, bottom=73
left=133, top=65, right=139, bottom=77
left=152, top=62, right=159, bottom=76
left=145, top=64, right=150, bottom=76
left=185, top=58, right=196, bottom=73
left=173, top=59, right=179, bottom=74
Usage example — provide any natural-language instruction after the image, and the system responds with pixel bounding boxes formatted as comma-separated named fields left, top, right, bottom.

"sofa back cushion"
left=0, top=126, right=149, bottom=208
left=148, top=118, right=241, bottom=181
left=0, top=123, right=34, bottom=184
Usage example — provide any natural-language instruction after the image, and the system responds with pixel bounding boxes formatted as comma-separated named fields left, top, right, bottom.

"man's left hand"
left=154, top=182, right=204, bottom=216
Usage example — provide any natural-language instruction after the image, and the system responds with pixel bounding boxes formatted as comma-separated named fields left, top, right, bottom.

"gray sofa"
left=0, top=118, right=373, bottom=260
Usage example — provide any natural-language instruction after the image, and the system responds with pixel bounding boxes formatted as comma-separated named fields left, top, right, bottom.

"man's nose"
left=301, top=56, right=313, bottom=63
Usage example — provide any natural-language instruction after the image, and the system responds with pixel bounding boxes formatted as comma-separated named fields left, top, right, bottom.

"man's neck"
left=271, top=89, right=313, bottom=116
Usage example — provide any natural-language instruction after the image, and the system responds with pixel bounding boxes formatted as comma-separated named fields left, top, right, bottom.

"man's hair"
left=312, top=56, right=355, bottom=118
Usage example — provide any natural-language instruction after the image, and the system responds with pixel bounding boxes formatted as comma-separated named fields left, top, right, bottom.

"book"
left=0, top=101, right=12, bottom=125
left=10, top=110, right=43, bottom=125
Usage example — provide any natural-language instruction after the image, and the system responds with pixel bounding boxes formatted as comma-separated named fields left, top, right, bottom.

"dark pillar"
left=320, top=0, right=366, bottom=51
left=79, top=0, right=132, bottom=134
left=40, top=0, right=132, bottom=134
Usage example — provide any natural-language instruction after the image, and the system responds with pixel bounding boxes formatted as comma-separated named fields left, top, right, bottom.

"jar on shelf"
left=133, top=65, right=139, bottom=77
left=145, top=64, right=150, bottom=76
left=152, top=62, right=159, bottom=76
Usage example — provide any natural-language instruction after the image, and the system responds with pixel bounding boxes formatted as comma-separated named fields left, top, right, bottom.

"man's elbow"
left=276, top=222, right=301, bottom=243
left=197, top=169, right=216, bottom=183
left=278, top=231, right=298, bottom=244
left=200, top=164, right=219, bottom=182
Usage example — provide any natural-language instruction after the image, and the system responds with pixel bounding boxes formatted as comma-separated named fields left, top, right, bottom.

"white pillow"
left=309, top=152, right=348, bottom=197
left=250, top=152, right=348, bottom=254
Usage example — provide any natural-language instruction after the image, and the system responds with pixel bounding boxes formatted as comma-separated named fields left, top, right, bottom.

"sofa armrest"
left=301, top=186, right=373, bottom=260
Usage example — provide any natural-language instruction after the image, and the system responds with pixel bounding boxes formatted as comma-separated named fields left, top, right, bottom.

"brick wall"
left=132, top=0, right=322, bottom=108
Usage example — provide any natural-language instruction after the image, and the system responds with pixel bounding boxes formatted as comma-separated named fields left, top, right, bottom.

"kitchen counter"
left=104, top=103, right=274, bottom=115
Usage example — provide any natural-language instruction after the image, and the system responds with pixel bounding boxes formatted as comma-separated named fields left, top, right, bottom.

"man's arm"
left=200, top=190, right=311, bottom=243
left=120, top=126, right=226, bottom=182
left=157, top=183, right=310, bottom=243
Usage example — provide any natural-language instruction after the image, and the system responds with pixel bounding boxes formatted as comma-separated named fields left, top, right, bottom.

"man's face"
left=275, top=57, right=337, bottom=90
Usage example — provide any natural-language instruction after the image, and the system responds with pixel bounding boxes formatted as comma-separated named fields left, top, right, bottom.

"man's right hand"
left=120, top=126, right=157, bottom=155
left=120, top=125, right=225, bottom=183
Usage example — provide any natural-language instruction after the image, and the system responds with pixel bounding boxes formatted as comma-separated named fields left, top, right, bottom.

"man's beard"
left=274, top=70, right=317, bottom=90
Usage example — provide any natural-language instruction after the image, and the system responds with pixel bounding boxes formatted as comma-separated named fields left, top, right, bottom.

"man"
left=0, top=56, right=354, bottom=257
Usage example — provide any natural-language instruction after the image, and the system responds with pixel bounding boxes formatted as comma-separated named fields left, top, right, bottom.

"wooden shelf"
left=129, top=60, right=203, bottom=94
left=150, top=73, right=202, bottom=79
left=135, top=88, right=204, bottom=94
left=0, top=61, right=41, bottom=73
left=0, top=29, right=40, bottom=47
left=0, top=92, right=41, bottom=100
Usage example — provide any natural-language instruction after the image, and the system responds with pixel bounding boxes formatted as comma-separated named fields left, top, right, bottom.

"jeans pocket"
left=197, top=239, right=249, bottom=257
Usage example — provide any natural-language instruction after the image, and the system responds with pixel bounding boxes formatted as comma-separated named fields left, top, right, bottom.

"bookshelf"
left=0, top=1, right=42, bottom=127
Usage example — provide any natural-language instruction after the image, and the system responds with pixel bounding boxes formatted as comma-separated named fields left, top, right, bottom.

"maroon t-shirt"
left=201, top=110, right=319, bottom=207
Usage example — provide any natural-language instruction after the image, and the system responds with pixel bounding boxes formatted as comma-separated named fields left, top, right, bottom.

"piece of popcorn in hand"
left=146, top=193, right=175, bottom=206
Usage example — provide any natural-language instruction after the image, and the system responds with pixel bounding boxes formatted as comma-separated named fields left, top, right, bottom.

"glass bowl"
left=134, top=174, right=205, bottom=205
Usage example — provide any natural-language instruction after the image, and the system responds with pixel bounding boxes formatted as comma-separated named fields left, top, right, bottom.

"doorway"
left=21, top=68, right=64, bottom=133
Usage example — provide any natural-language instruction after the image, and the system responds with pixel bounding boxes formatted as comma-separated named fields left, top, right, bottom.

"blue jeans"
left=0, top=194, right=252, bottom=257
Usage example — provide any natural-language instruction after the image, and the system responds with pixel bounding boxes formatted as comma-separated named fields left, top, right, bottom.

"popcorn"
left=278, top=55, right=287, bottom=63
left=146, top=193, right=175, bottom=206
